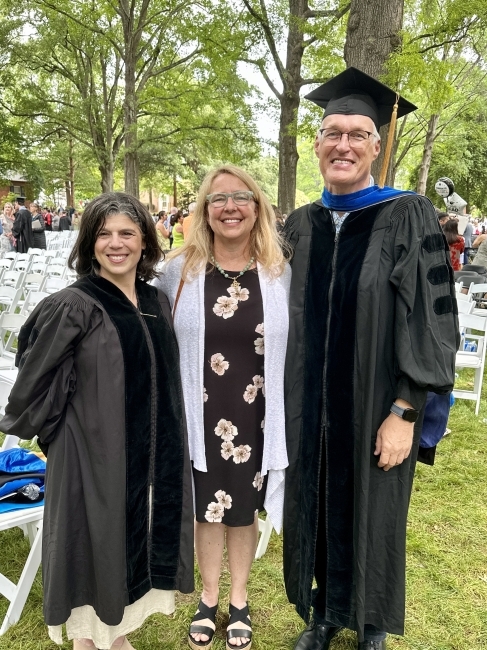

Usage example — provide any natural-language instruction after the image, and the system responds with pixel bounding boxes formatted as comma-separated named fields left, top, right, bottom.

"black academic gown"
left=282, top=195, right=459, bottom=639
left=12, top=207, right=34, bottom=253
left=0, top=276, right=194, bottom=626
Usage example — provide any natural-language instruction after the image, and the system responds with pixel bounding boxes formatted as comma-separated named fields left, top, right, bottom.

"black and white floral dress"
left=193, top=266, right=267, bottom=527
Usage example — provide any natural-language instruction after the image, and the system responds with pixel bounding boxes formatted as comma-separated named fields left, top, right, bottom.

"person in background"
left=442, top=218, right=464, bottom=271
left=12, top=197, right=34, bottom=253
left=59, top=210, right=71, bottom=231
left=52, top=212, right=60, bottom=231
left=182, top=202, right=196, bottom=240
left=463, top=219, right=474, bottom=262
left=71, top=212, right=81, bottom=231
left=1, top=202, right=16, bottom=252
left=42, top=208, right=53, bottom=231
left=156, top=211, right=170, bottom=250
left=437, top=211, right=450, bottom=227
left=156, top=165, right=291, bottom=650
left=31, top=203, right=47, bottom=250
left=170, top=211, right=184, bottom=249
left=0, top=192, right=194, bottom=650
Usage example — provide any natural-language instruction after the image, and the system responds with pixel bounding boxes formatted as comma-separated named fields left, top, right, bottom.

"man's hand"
left=374, top=401, right=415, bottom=471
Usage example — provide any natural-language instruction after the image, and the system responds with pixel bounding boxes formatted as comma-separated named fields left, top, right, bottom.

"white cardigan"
left=155, top=255, right=291, bottom=532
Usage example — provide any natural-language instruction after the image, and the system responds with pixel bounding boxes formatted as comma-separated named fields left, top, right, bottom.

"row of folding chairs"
left=454, top=282, right=487, bottom=415
left=0, top=377, right=43, bottom=636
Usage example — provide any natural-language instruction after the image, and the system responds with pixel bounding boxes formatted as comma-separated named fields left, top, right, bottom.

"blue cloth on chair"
left=0, top=448, right=45, bottom=513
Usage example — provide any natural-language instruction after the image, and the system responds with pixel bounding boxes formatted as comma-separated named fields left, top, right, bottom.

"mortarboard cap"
left=304, top=67, right=417, bottom=129
left=15, top=196, right=25, bottom=204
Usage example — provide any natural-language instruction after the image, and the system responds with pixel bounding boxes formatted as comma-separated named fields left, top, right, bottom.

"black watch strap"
left=390, top=403, right=419, bottom=423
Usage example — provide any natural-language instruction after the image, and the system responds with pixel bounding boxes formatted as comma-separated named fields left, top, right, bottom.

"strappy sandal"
left=188, top=599, right=218, bottom=650
left=226, top=603, right=252, bottom=650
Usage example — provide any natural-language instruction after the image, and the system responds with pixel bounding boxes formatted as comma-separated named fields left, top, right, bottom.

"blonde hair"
left=170, top=165, right=290, bottom=281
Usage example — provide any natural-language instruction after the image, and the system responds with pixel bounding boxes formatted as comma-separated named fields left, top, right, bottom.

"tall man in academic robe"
left=13, top=196, right=34, bottom=253
left=282, top=68, right=459, bottom=650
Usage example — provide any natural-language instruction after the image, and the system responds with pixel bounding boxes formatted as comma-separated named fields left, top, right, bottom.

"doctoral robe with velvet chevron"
left=281, top=195, right=459, bottom=639
left=0, top=275, right=194, bottom=627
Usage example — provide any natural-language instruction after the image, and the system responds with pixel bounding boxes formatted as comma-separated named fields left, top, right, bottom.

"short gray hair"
left=188, top=202, right=197, bottom=213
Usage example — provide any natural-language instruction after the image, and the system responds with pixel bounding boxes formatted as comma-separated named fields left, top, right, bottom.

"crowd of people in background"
left=438, top=209, right=487, bottom=270
left=0, top=200, right=82, bottom=253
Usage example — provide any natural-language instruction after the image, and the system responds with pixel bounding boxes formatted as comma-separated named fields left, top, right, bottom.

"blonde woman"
left=1, top=202, right=16, bottom=252
left=155, top=165, right=291, bottom=650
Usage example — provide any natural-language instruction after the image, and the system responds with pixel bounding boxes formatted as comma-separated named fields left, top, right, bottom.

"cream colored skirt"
left=48, top=589, right=175, bottom=649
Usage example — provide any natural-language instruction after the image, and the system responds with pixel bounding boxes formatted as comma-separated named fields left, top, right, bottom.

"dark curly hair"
left=68, top=192, right=162, bottom=281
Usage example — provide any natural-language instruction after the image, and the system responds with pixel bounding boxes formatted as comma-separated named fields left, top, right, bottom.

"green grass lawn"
left=1, top=391, right=486, bottom=650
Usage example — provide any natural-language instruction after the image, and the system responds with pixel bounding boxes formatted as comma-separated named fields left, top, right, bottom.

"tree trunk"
left=65, top=180, right=72, bottom=208
left=276, top=0, right=308, bottom=215
left=278, top=93, right=300, bottom=215
left=344, top=0, right=405, bottom=184
left=69, top=139, right=75, bottom=207
left=416, top=114, right=440, bottom=195
left=173, top=173, right=178, bottom=207
left=124, top=54, right=139, bottom=197
left=99, top=160, right=115, bottom=193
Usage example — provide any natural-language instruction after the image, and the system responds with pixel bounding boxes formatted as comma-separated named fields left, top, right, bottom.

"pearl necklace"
left=211, top=255, right=255, bottom=291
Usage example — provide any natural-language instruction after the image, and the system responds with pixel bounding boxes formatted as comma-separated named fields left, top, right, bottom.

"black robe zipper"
left=133, top=303, right=158, bottom=578
left=311, top=216, right=342, bottom=607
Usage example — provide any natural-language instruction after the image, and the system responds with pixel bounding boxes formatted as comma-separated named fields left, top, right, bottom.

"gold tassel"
left=378, top=93, right=399, bottom=188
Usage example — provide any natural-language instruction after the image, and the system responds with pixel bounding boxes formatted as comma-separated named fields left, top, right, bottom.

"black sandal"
left=188, top=599, right=218, bottom=650
left=226, top=603, right=252, bottom=650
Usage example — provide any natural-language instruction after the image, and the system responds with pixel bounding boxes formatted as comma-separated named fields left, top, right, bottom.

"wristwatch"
left=390, top=403, right=419, bottom=423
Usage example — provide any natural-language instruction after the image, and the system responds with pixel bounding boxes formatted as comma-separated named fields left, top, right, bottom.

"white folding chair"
left=0, top=313, right=28, bottom=360
left=0, top=379, right=12, bottom=418
left=45, top=265, right=65, bottom=278
left=0, top=260, right=13, bottom=272
left=0, top=287, right=22, bottom=313
left=27, top=248, right=42, bottom=256
left=43, top=277, right=68, bottom=294
left=0, top=369, right=18, bottom=385
left=2, top=253, right=16, bottom=261
left=20, top=291, right=49, bottom=316
left=2, top=272, right=25, bottom=290
left=12, top=260, right=31, bottom=273
left=453, top=312, right=487, bottom=415
left=255, top=515, right=273, bottom=559
left=15, top=254, right=31, bottom=262
left=457, top=300, right=475, bottom=314
left=23, top=273, right=46, bottom=293
left=467, top=283, right=487, bottom=317
left=30, top=263, right=47, bottom=275
left=0, top=507, right=44, bottom=635
left=47, top=257, right=65, bottom=266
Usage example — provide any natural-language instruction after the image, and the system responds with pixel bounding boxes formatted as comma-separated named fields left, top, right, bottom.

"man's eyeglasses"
left=319, top=129, right=375, bottom=146
left=206, top=191, right=255, bottom=207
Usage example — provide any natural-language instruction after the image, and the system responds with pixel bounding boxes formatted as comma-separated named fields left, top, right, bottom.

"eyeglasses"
left=319, top=129, right=375, bottom=146
left=206, top=191, right=254, bottom=207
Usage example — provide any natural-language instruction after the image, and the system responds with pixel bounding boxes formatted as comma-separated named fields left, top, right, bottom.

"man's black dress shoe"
left=357, top=640, right=387, bottom=650
left=293, top=621, right=342, bottom=650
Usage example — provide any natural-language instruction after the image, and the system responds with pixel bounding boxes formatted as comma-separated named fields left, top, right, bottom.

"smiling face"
left=94, top=213, right=145, bottom=286
left=314, top=113, right=381, bottom=195
left=206, top=173, right=258, bottom=249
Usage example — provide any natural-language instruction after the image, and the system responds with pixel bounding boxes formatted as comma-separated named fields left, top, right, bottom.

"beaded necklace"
left=210, top=255, right=255, bottom=291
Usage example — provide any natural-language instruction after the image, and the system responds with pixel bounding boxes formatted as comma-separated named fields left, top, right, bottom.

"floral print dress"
left=193, top=266, right=266, bottom=527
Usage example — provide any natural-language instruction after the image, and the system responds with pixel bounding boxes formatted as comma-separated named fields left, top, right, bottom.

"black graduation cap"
left=304, top=67, right=417, bottom=129
left=15, top=196, right=25, bottom=204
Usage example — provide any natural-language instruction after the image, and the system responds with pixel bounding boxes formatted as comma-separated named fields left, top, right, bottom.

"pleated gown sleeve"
left=1, top=291, right=92, bottom=446
left=389, top=197, right=460, bottom=410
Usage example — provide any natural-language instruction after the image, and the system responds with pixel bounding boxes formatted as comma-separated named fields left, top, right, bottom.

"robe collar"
left=321, top=184, right=415, bottom=212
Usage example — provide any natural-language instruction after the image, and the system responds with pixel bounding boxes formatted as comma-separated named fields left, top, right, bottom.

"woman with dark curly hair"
left=0, top=192, right=194, bottom=650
